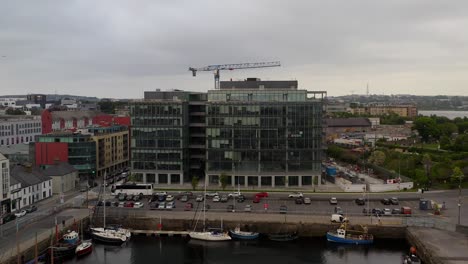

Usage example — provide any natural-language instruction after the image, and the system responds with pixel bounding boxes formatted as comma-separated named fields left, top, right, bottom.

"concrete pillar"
left=168, top=175, right=171, bottom=185
left=298, top=176, right=302, bottom=187
left=244, top=176, right=248, bottom=187
left=180, top=174, right=183, bottom=185
left=155, top=174, right=159, bottom=185
left=318, top=175, right=321, bottom=185
left=272, top=176, right=275, bottom=188
left=258, top=176, right=261, bottom=188
left=143, top=173, right=147, bottom=183
left=231, top=175, right=235, bottom=187
left=285, top=176, right=289, bottom=187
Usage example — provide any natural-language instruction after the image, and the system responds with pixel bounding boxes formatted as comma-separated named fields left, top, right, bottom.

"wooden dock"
left=130, top=229, right=189, bottom=237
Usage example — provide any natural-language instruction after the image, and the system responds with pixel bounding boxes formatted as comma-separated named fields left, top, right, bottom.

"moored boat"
left=326, top=225, right=373, bottom=245
left=189, top=231, right=232, bottom=241
left=62, top=230, right=79, bottom=245
left=92, top=229, right=128, bottom=244
left=268, top=232, right=298, bottom=242
left=229, top=226, right=259, bottom=240
left=76, top=240, right=93, bottom=257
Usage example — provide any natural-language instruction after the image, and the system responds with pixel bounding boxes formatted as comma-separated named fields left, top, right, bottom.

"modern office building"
left=131, top=79, right=325, bottom=188
left=206, top=79, right=325, bottom=188
left=0, top=153, right=11, bottom=216
left=0, top=115, right=42, bottom=146
left=26, top=94, right=47, bottom=108
left=129, top=90, right=206, bottom=185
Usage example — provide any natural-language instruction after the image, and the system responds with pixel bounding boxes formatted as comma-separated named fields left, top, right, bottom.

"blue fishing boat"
left=326, top=225, right=373, bottom=245
left=62, top=230, right=79, bottom=245
left=229, top=226, right=260, bottom=240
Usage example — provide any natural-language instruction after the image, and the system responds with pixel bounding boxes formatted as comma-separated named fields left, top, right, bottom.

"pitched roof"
left=325, top=118, right=372, bottom=127
left=43, top=162, right=77, bottom=176
left=10, top=165, right=51, bottom=188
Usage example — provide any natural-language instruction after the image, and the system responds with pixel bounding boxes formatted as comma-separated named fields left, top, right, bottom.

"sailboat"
left=229, top=226, right=260, bottom=240
left=91, top=174, right=130, bottom=244
left=268, top=215, right=299, bottom=242
left=188, top=177, right=231, bottom=241
left=76, top=220, right=93, bottom=257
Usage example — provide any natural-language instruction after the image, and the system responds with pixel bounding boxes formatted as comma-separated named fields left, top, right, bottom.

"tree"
left=413, top=117, right=440, bottom=142
left=438, top=123, right=458, bottom=137
left=191, top=177, right=199, bottom=191
left=326, top=145, right=344, bottom=159
left=5, top=108, right=26, bottom=115
left=219, top=173, right=229, bottom=191
left=368, top=150, right=386, bottom=166
left=450, top=167, right=464, bottom=189
left=453, top=134, right=468, bottom=152
left=422, top=154, right=432, bottom=186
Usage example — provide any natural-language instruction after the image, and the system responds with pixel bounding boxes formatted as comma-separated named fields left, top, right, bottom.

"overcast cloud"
left=1, top=0, right=468, bottom=98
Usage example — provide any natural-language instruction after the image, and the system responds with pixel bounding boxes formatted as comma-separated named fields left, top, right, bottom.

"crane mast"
left=189, top=61, right=281, bottom=89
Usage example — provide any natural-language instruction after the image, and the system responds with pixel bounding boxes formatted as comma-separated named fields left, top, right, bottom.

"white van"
left=331, top=214, right=348, bottom=223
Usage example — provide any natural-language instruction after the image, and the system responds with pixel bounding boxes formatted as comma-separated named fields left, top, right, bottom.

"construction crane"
left=189, top=61, right=281, bottom=89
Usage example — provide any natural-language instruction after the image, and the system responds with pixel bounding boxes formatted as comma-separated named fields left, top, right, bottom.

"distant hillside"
left=0, top=94, right=100, bottom=102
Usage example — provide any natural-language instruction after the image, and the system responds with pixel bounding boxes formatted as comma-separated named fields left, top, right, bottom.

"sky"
left=1, top=0, right=468, bottom=98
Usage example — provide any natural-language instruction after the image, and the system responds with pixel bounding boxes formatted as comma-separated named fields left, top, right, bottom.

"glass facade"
left=206, top=90, right=323, bottom=176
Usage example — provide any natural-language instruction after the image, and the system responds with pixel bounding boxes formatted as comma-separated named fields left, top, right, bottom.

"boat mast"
left=103, top=172, right=106, bottom=228
left=203, top=175, right=207, bottom=232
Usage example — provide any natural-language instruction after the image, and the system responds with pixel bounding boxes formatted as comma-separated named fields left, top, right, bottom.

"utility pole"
left=458, top=175, right=462, bottom=225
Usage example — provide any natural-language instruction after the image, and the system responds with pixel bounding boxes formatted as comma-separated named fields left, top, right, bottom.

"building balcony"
left=189, top=112, right=206, bottom=116
left=189, top=123, right=206, bottom=127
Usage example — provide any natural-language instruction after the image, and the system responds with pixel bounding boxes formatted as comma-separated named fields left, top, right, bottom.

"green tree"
left=368, top=150, right=386, bottom=166
left=413, top=117, right=440, bottom=142
left=6, top=108, right=26, bottom=115
left=450, top=167, right=464, bottom=189
left=456, top=121, right=468, bottom=134
left=438, top=123, right=458, bottom=137
left=421, top=154, right=432, bottom=186
left=191, top=177, right=199, bottom=191
left=326, top=145, right=344, bottom=159
left=414, top=169, right=429, bottom=186
left=453, top=134, right=468, bottom=152
left=219, top=173, right=229, bottom=191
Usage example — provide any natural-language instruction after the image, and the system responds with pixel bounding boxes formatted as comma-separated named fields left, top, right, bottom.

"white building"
left=9, top=164, right=52, bottom=212
left=0, top=116, right=42, bottom=146
left=0, top=97, right=27, bottom=107
left=0, top=153, right=10, bottom=216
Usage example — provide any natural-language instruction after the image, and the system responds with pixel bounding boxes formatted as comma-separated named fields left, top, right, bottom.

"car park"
left=331, top=214, right=348, bottom=223
left=134, top=202, right=144, bottom=208
left=382, top=208, right=392, bottom=216
left=25, top=205, right=37, bottom=213
left=334, top=206, right=343, bottom=215
left=176, top=191, right=194, bottom=200
left=392, top=208, right=401, bottom=215
left=133, top=194, right=142, bottom=202
left=184, top=202, right=193, bottom=211
left=295, top=198, right=303, bottom=204
left=279, top=205, right=288, bottom=214
left=126, top=194, right=134, bottom=201
left=124, top=201, right=134, bottom=208
left=355, top=198, right=365, bottom=205
left=220, top=195, right=228, bottom=203
left=236, top=195, right=245, bottom=203
left=244, top=204, right=252, bottom=212
left=166, top=195, right=175, bottom=202
left=303, top=197, right=311, bottom=204
left=118, top=193, right=127, bottom=201
left=329, top=197, right=338, bottom=205
left=381, top=198, right=391, bottom=205
left=288, top=192, right=303, bottom=198
left=154, top=191, right=168, bottom=196
left=228, top=191, right=242, bottom=198
left=372, top=208, right=382, bottom=216
left=14, top=210, right=27, bottom=218
left=213, top=195, right=221, bottom=202
left=158, top=202, right=166, bottom=210
left=253, top=196, right=261, bottom=203
left=255, top=192, right=269, bottom=198
left=157, top=195, right=167, bottom=202
left=196, top=195, right=204, bottom=202
left=206, top=192, right=219, bottom=197
left=180, top=195, right=189, bottom=202
left=166, top=201, right=175, bottom=210
left=390, top=197, right=399, bottom=205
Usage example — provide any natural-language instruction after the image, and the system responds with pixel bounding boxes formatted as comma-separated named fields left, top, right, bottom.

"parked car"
left=295, top=198, right=303, bottom=204
left=80, top=186, right=88, bottom=192
left=212, top=195, right=221, bottom=202
left=372, top=208, right=382, bottom=216
left=288, top=192, right=303, bottom=198
left=166, top=201, right=175, bottom=210
left=97, top=201, right=104, bottom=206
left=244, top=204, right=252, bottom=212
left=126, top=194, right=134, bottom=201
left=205, top=192, right=219, bottom=198
left=180, top=195, right=189, bottom=202
left=196, top=195, right=204, bottom=202
left=329, top=197, right=338, bottom=205
left=334, top=206, right=343, bottom=215
left=401, top=206, right=412, bottom=216
left=149, top=202, right=158, bottom=210
left=2, top=213, right=16, bottom=224
left=14, top=210, right=27, bottom=218
left=355, top=198, right=365, bottom=205
left=381, top=198, right=391, bottom=205
left=236, top=195, right=245, bottom=203
left=382, top=208, right=392, bottom=216
left=133, top=202, right=144, bottom=208
left=184, top=202, right=193, bottom=211
left=166, top=195, right=175, bottom=202
left=133, top=194, right=142, bottom=202
left=105, top=201, right=112, bottom=207
left=118, top=193, right=127, bottom=201
left=391, top=208, right=402, bottom=215
left=118, top=202, right=125, bottom=208
left=124, top=201, right=134, bottom=208
left=253, top=196, right=261, bottom=203
left=390, top=197, right=399, bottom=205
left=25, top=205, right=37, bottom=213
left=228, top=191, right=242, bottom=198
left=220, top=195, right=228, bottom=203
left=158, top=202, right=166, bottom=210
left=154, top=191, right=168, bottom=196
left=176, top=191, right=194, bottom=200
left=255, top=192, right=269, bottom=198
left=331, top=214, right=348, bottom=223
left=279, top=205, right=288, bottom=214
left=113, top=201, right=119, bottom=207
left=157, top=195, right=167, bottom=202
left=303, top=197, right=311, bottom=204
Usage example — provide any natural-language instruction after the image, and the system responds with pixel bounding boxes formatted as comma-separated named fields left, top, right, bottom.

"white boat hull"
left=189, top=231, right=232, bottom=241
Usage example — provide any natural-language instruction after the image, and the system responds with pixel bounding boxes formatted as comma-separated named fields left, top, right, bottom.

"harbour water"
left=419, top=110, right=468, bottom=119
left=67, top=236, right=409, bottom=264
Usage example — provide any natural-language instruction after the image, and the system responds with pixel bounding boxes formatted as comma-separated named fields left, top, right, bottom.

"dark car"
left=381, top=198, right=391, bottom=205
left=25, top=205, right=37, bottom=213
left=97, top=201, right=104, bottom=206
left=355, top=198, right=365, bottom=206
left=133, top=194, right=142, bottom=202
left=236, top=195, right=245, bottom=203
left=279, top=205, right=288, bottom=214
left=157, top=195, right=167, bottom=202
left=334, top=206, right=343, bottom=215
left=253, top=196, right=261, bottom=203
left=118, top=193, right=127, bottom=201
left=390, top=197, right=399, bottom=205
left=2, top=213, right=16, bottom=224
left=392, top=208, right=402, bottom=215
left=295, top=198, right=303, bottom=204
left=220, top=195, right=228, bottom=203
left=372, top=208, right=382, bottom=216
left=113, top=201, right=119, bottom=207
left=149, top=202, right=159, bottom=210
left=105, top=201, right=112, bottom=207
left=177, top=191, right=194, bottom=200
left=126, top=194, right=134, bottom=201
